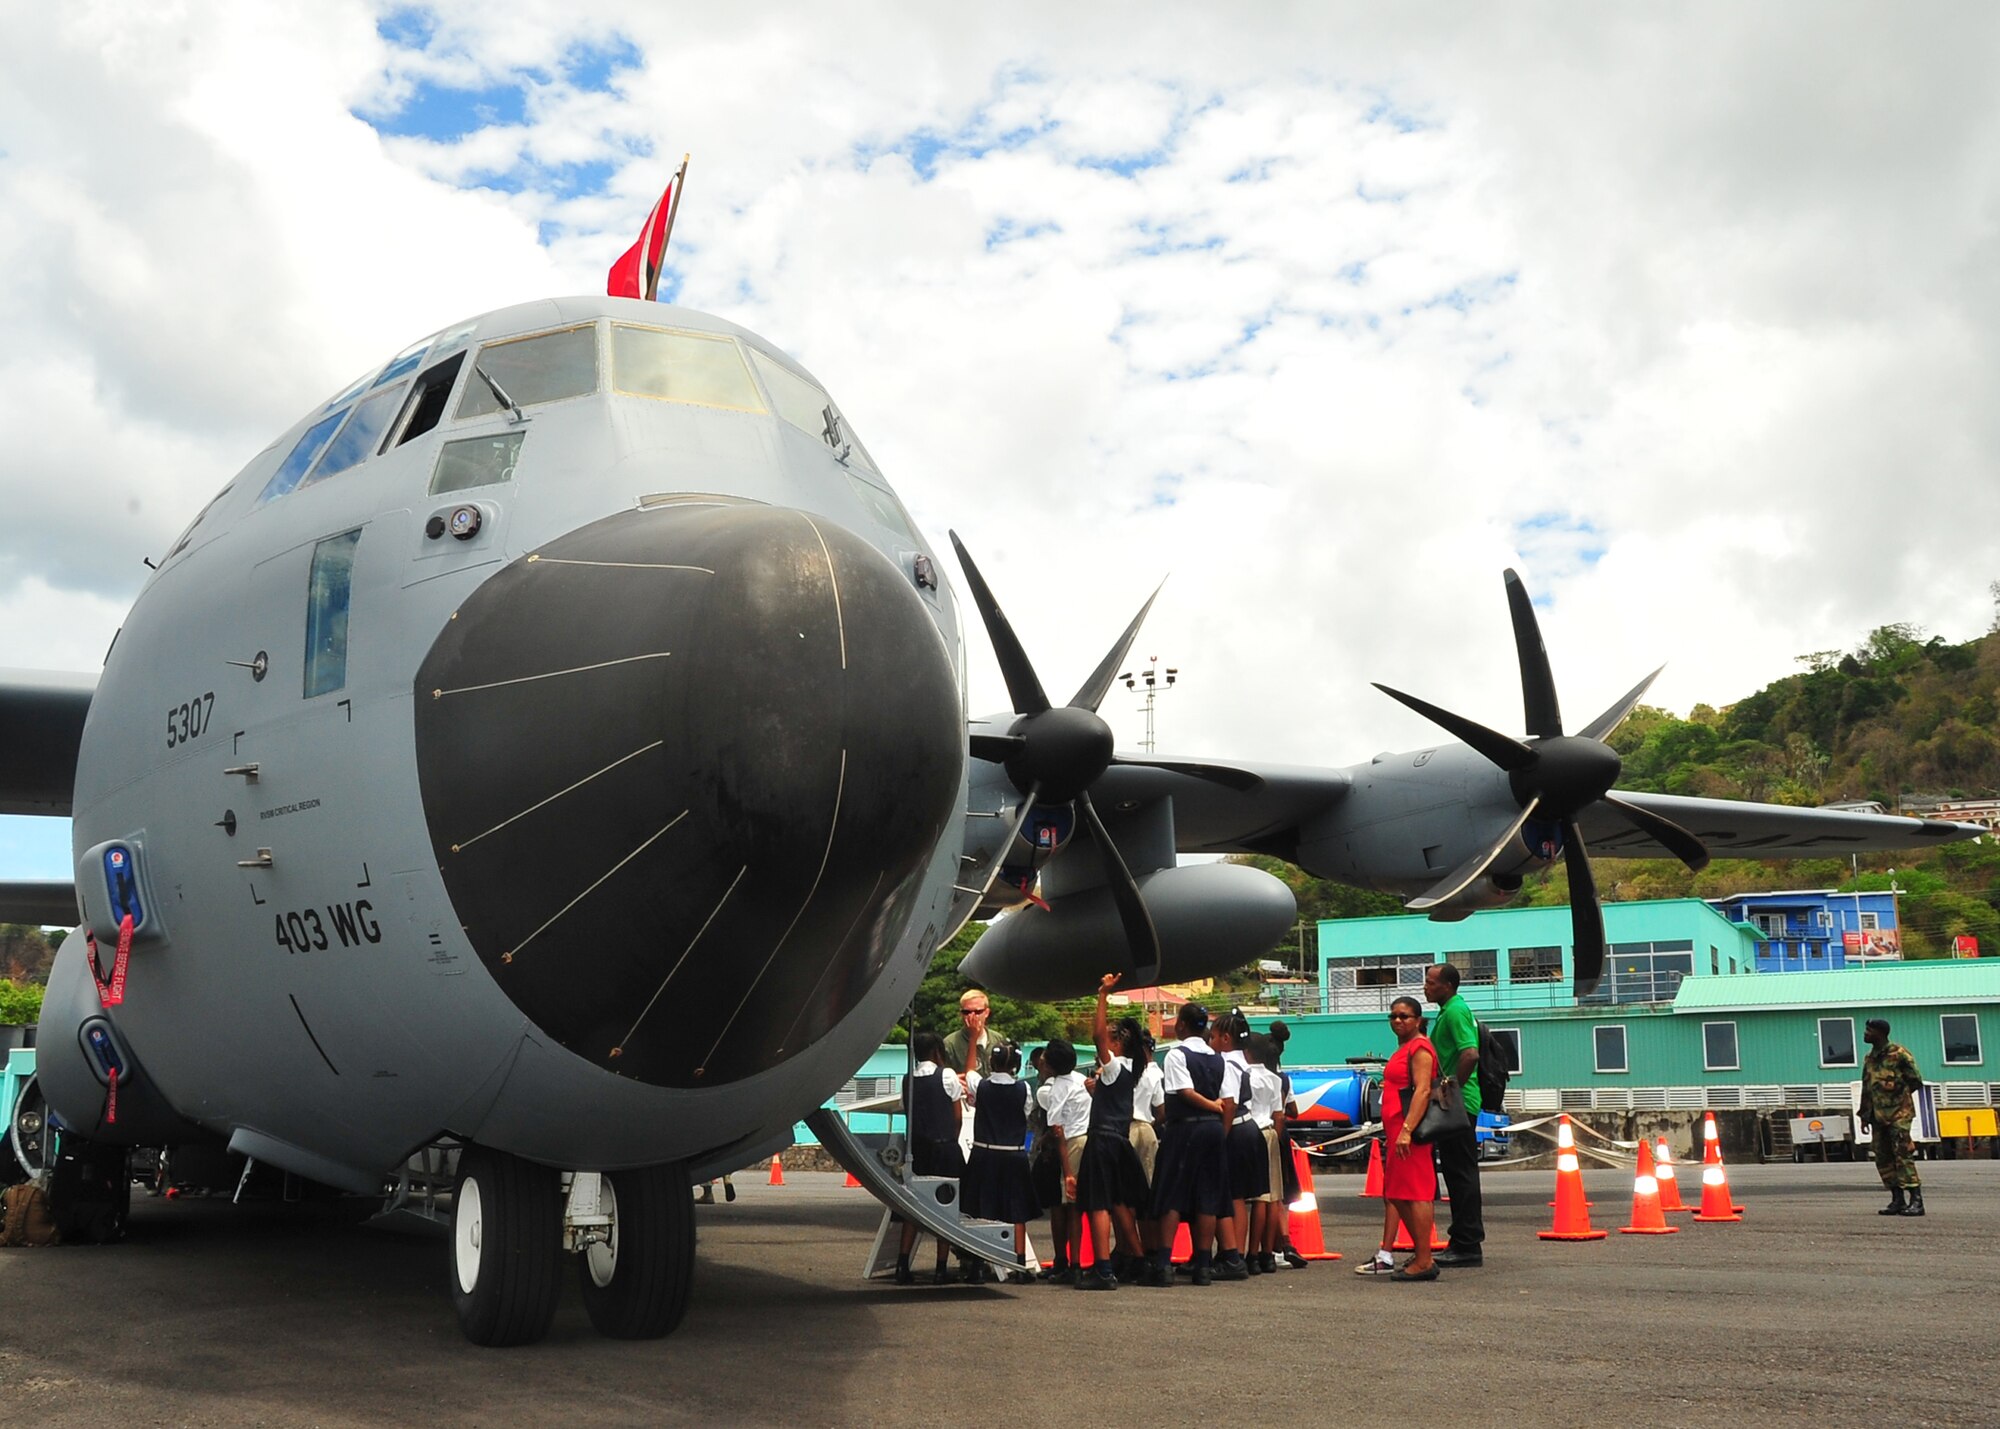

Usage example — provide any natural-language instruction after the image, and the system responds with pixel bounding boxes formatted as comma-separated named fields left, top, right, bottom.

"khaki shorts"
left=1061, top=1134, right=1088, bottom=1203
left=1128, top=1120, right=1159, bottom=1181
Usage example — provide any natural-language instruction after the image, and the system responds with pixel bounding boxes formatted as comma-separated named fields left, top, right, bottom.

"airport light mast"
left=1119, top=656, right=1178, bottom=754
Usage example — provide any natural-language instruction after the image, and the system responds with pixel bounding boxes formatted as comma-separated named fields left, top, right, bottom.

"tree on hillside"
left=0, top=925, right=56, bottom=985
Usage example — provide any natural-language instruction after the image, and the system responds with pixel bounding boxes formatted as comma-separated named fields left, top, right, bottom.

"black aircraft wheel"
left=450, top=1147, right=563, bottom=1347
left=579, top=1163, right=695, bottom=1340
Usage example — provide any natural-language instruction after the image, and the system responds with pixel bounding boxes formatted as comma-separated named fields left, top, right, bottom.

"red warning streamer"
left=91, top=914, right=135, bottom=1008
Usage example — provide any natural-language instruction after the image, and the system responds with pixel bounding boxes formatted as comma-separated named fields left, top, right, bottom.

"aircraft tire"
left=579, top=1162, right=695, bottom=1340
left=449, top=1146, right=563, bottom=1347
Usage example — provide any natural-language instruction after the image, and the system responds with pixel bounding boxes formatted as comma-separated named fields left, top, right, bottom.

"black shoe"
left=931, top=1266, right=956, bottom=1285
left=1049, top=1268, right=1077, bottom=1286
left=1389, top=1264, right=1440, bottom=1282
left=723, top=1180, right=736, bottom=1202
left=1259, top=1252, right=1279, bottom=1274
left=1879, top=1188, right=1908, bottom=1216
left=1904, top=1189, right=1925, bottom=1217
left=1214, top=1256, right=1250, bottom=1282
left=1245, top=1254, right=1264, bottom=1275
left=1191, top=1264, right=1213, bottom=1286
left=893, top=1260, right=914, bottom=1286
left=1076, top=1271, right=1118, bottom=1290
left=1282, top=1248, right=1310, bottom=1269
left=1141, top=1262, right=1172, bottom=1288
left=1433, top=1249, right=1484, bottom=1268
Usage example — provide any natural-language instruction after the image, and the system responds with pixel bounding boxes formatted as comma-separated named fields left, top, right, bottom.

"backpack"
left=1475, top=1024, right=1511, bottom=1113
left=0, top=1180, right=61, bottom=1247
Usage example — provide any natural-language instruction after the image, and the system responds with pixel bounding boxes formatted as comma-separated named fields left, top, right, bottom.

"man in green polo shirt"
left=1423, top=962, right=1484, bottom=1267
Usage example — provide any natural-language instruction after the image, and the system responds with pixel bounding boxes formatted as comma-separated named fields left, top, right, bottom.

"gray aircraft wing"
left=0, top=669, right=93, bottom=924
left=1573, top=790, right=1978, bottom=859
left=0, top=668, right=95, bottom=816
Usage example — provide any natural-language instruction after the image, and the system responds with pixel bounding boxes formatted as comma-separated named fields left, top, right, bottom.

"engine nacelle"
left=959, top=861, right=1297, bottom=1002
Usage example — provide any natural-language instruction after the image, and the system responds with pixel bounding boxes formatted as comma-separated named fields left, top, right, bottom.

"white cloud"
left=4, top=0, right=1999, bottom=797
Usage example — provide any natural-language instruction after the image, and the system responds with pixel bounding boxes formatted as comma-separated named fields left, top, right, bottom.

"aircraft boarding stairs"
left=802, top=1108, right=1026, bottom=1277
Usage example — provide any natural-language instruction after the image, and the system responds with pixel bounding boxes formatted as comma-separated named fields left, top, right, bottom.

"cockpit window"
left=611, top=325, right=765, bottom=412
left=430, top=432, right=523, bottom=495
left=748, top=348, right=880, bottom=475
left=259, top=409, right=348, bottom=504
left=373, top=333, right=435, bottom=389
left=302, top=383, right=407, bottom=488
left=845, top=472, right=917, bottom=542
left=322, top=367, right=375, bottom=413
left=456, top=324, right=598, bottom=419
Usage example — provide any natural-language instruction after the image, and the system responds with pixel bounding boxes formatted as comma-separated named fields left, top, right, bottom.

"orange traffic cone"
left=1691, top=1112, right=1743, bottom=1223
left=1285, top=1144, right=1341, bottom=1261
left=1170, top=1221, right=1193, bottom=1264
left=1654, top=1136, right=1689, bottom=1213
left=1538, top=1114, right=1607, bottom=1241
left=1619, top=1136, right=1679, bottom=1235
left=842, top=1169, right=862, bottom=1188
left=768, top=1155, right=784, bottom=1186
left=1390, top=1212, right=1449, bottom=1251
left=1360, top=1137, right=1385, bottom=1197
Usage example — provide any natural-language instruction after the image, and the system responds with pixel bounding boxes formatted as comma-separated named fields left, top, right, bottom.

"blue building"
left=1704, top=888, right=1902, bottom=971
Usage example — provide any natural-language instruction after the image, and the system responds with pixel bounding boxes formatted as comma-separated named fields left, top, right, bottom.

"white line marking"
left=698, top=750, right=848, bottom=1070
left=501, top=811, right=687, bottom=964
left=530, top=558, right=715, bottom=573
left=800, top=513, right=846, bottom=670
left=615, top=864, right=750, bottom=1055
left=452, top=741, right=665, bottom=853
left=433, top=651, right=670, bottom=699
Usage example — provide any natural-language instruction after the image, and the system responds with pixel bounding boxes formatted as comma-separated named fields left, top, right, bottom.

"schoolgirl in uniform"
left=1144, top=1003, right=1244, bottom=1287
left=961, top=1042, right=1037, bottom=1280
left=896, top=1030, right=966, bottom=1285
left=1074, top=974, right=1153, bottom=1289
left=1036, top=1039, right=1092, bottom=1283
left=1243, top=1032, right=1288, bottom=1274
left=1268, top=1019, right=1310, bottom=1269
left=1210, top=1009, right=1268, bottom=1275
left=1128, top=1031, right=1164, bottom=1180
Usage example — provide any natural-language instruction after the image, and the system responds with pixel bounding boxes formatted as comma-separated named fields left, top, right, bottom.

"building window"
left=1941, top=1014, right=1983, bottom=1065
left=1702, top=1021, right=1740, bottom=1072
left=1859, top=912, right=1880, bottom=931
left=1593, top=1025, right=1627, bottom=1074
left=1819, top=1018, right=1856, bottom=1067
left=1710, top=946, right=1719, bottom=976
left=1447, top=949, right=1498, bottom=985
left=1489, top=1027, right=1522, bottom=1075
left=1509, top=946, right=1563, bottom=983
left=303, top=530, right=362, bottom=698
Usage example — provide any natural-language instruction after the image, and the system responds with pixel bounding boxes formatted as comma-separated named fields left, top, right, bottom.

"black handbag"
left=1409, top=1076, right=1471, bottom=1144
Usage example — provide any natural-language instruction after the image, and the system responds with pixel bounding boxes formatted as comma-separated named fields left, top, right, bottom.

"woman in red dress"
left=1368, top=995, right=1439, bottom=1280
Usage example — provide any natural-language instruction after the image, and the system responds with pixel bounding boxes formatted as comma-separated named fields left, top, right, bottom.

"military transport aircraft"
left=0, top=293, right=1977, bottom=1346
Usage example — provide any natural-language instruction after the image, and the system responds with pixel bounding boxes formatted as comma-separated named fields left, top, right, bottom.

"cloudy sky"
left=4, top=3, right=1999, bottom=879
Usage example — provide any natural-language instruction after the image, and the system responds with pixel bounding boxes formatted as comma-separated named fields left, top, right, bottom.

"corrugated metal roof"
left=1672, top=960, right=2000, bottom=1012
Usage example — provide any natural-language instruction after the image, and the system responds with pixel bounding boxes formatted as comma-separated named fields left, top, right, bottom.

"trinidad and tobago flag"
left=606, top=159, right=687, bottom=301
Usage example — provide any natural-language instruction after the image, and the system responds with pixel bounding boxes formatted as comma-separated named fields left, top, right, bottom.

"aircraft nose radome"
left=412, top=504, right=962, bottom=1089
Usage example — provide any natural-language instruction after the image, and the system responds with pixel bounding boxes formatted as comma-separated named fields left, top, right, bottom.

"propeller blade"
left=1373, top=683, right=1538, bottom=773
left=1575, top=665, right=1666, bottom=744
left=1074, top=788, right=1163, bottom=985
left=948, top=532, right=1050, bottom=716
left=1600, top=793, right=1711, bottom=872
left=1564, top=822, right=1606, bottom=996
left=969, top=732, right=1027, bottom=763
left=1109, top=755, right=1265, bottom=792
left=1408, top=797, right=1541, bottom=911
left=959, top=784, right=1041, bottom=904
left=1504, top=569, right=1564, bottom=739
left=1067, top=580, right=1166, bottom=714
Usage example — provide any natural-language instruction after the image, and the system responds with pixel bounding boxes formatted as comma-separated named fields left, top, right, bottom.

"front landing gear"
left=450, top=1147, right=562, bottom=1347
left=577, top=1163, right=695, bottom=1339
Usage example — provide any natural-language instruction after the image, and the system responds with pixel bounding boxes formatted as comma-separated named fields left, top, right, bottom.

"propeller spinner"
left=1373, top=570, right=1711, bottom=997
left=950, top=532, right=1165, bottom=985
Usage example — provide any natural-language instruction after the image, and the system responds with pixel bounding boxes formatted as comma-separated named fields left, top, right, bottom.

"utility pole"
left=1119, top=656, right=1178, bottom=754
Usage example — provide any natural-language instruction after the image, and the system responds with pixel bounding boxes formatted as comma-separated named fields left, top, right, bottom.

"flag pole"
left=645, top=154, right=690, bottom=303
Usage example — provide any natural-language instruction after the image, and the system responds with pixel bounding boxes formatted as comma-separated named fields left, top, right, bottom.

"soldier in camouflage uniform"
left=1859, top=1017, right=1924, bottom=1217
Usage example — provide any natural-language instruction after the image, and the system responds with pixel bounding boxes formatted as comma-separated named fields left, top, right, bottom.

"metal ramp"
left=803, top=1108, right=1024, bottom=1277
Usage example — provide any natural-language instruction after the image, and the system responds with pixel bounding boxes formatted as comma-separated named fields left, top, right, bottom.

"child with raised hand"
left=1073, top=974, right=1153, bottom=1289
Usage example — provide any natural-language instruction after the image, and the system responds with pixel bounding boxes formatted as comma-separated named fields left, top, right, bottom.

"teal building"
left=1271, top=900, right=2000, bottom=1114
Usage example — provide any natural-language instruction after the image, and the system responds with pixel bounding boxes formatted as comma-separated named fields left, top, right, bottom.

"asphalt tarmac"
left=0, top=1160, right=1991, bottom=1427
